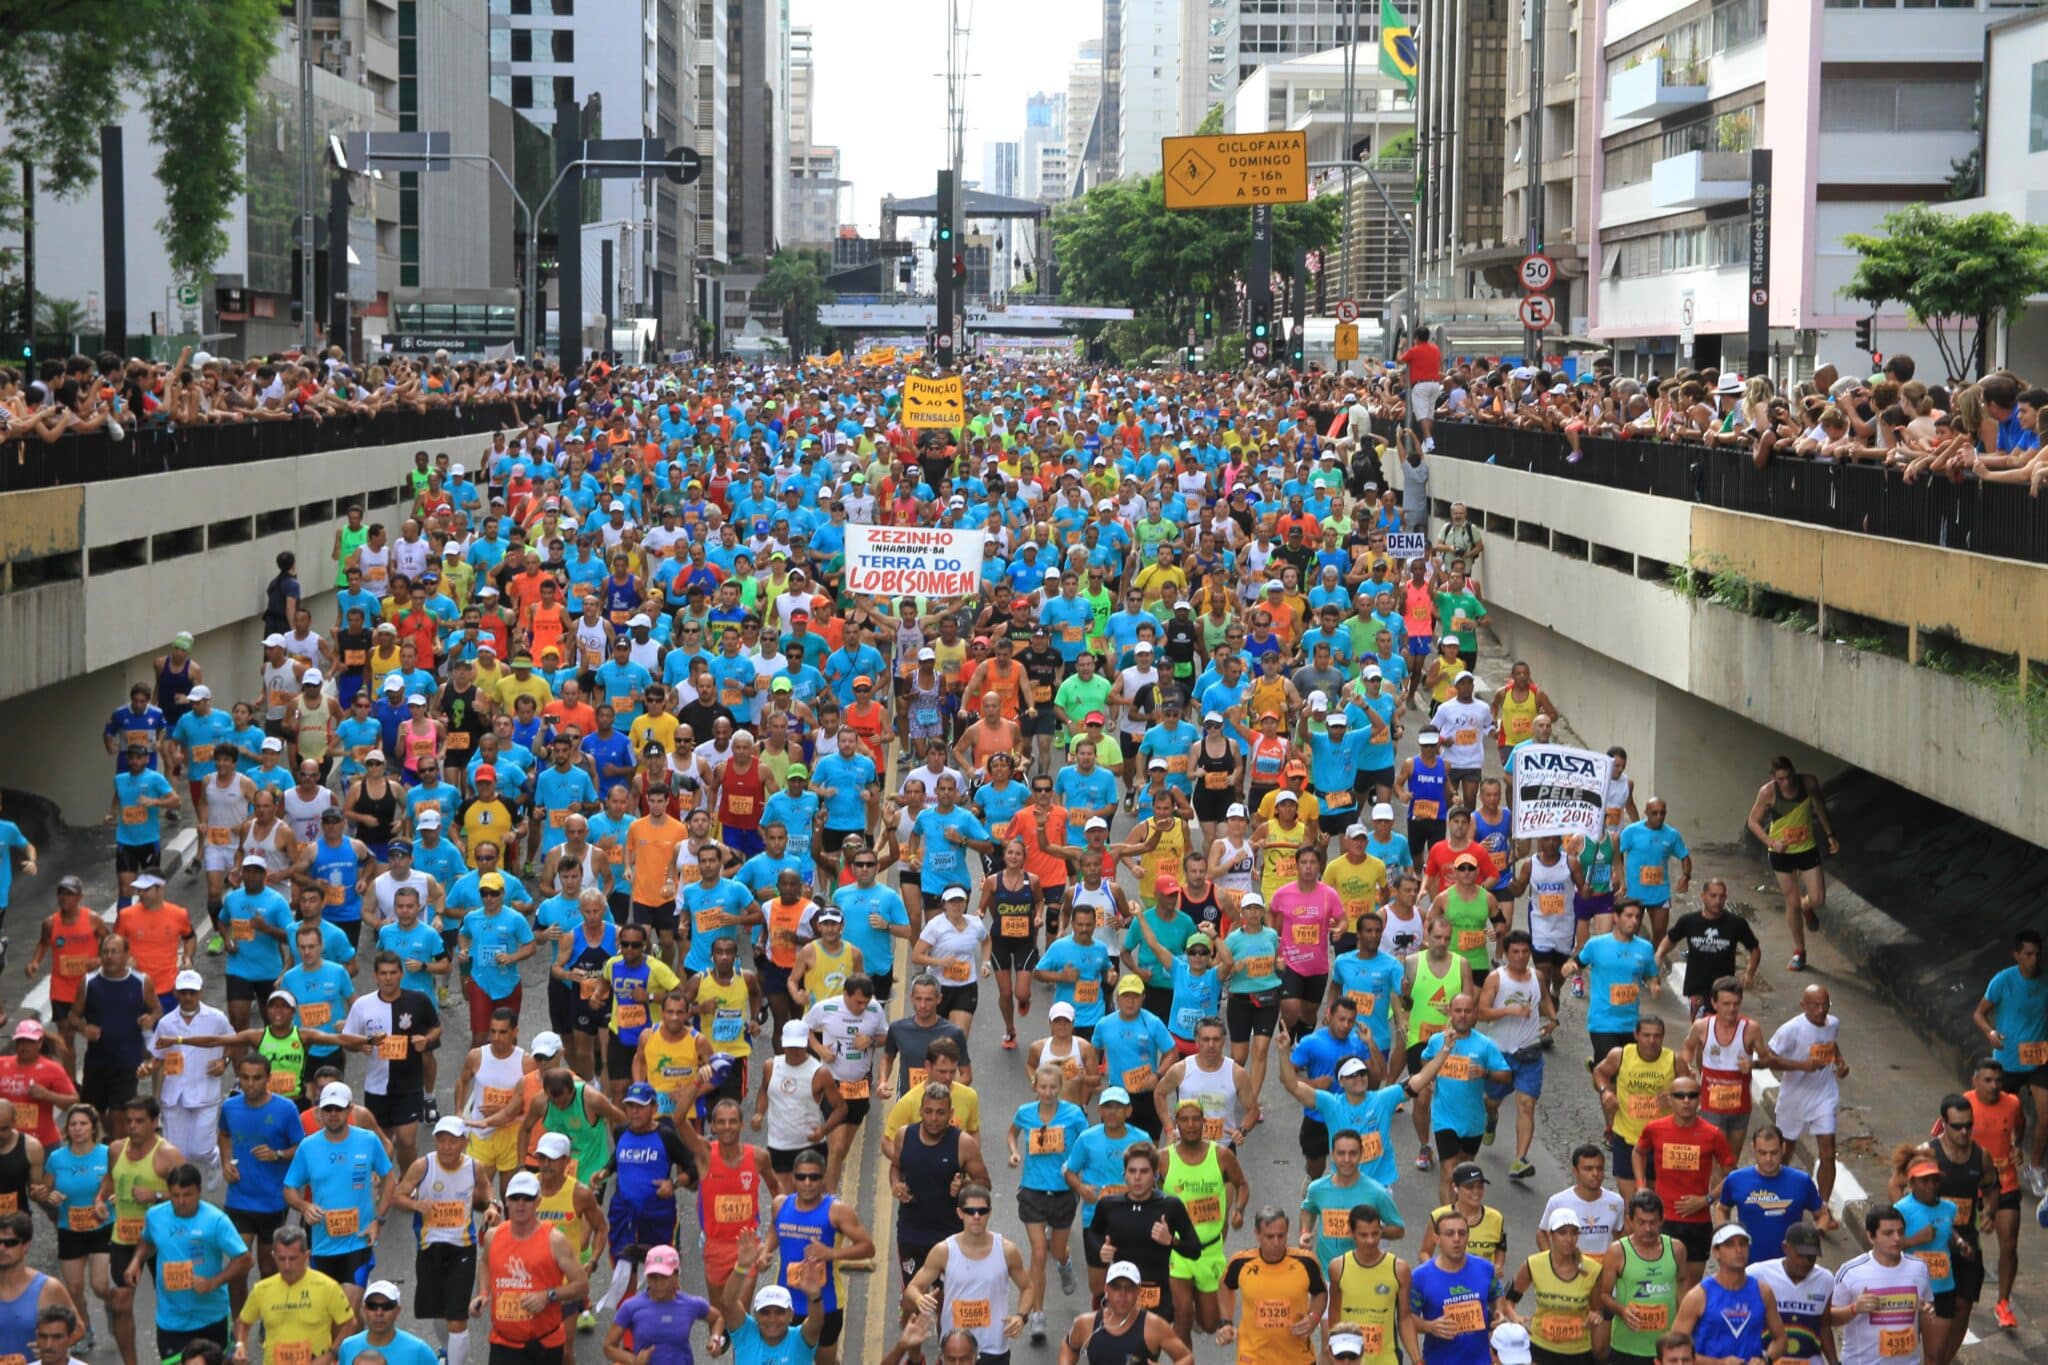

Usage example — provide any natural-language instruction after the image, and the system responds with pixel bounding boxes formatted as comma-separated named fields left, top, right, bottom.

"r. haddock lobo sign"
left=1510, top=744, right=1613, bottom=841
left=845, top=526, right=987, bottom=599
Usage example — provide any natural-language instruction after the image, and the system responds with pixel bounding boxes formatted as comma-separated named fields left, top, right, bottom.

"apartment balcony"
left=1605, top=56, right=1709, bottom=123
left=1650, top=149, right=1746, bottom=208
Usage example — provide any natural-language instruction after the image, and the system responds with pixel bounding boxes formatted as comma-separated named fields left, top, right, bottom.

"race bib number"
left=161, top=1051, right=185, bottom=1077
left=1706, top=1081, right=1745, bottom=1112
left=614, top=1003, right=648, bottom=1031
left=57, top=952, right=93, bottom=975
left=839, top=1078, right=871, bottom=1101
left=1454, top=728, right=1478, bottom=748
left=1166, top=754, right=1191, bottom=775
left=427, top=1201, right=468, bottom=1229
left=115, top=1216, right=144, bottom=1242
left=1254, top=1300, right=1294, bottom=1330
left=2021, top=1041, right=2048, bottom=1068
left=1608, top=983, right=1639, bottom=1007
left=1123, top=1065, right=1155, bottom=1093
left=300, top=1002, right=333, bottom=1028
left=1879, top=1327, right=1917, bottom=1358
left=1537, top=891, right=1568, bottom=917
left=189, top=744, right=215, bottom=764
left=1204, top=770, right=1233, bottom=789
left=952, top=1299, right=992, bottom=1329
left=1138, top=1284, right=1163, bottom=1308
left=207, top=826, right=233, bottom=846
left=1074, top=980, right=1100, bottom=1005
left=324, top=883, right=347, bottom=906
left=1322, top=1208, right=1353, bottom=1239
left=1028, top=1127, right=1066, bottom=1155
left=1359, top=1130, right=1384, bottom=1163
left=1915, top=1250, right=1951, bottom=1281
left=1347, top=991, right=1377, bottom=1017
left=1639, top=865, right=1665, bottom=887
left=120, top=806, right=147, bottom=825
left=1440, top=1299, right=1486, bottom=1334
left=325, top=1207, right=360, bottom=1237
left=1625, top=1091, right=1661, bottom=1120
left=1291, top=923, right=1322, bottom=946
left=67, top=1205, right=103, bottom=1231
left=1456, top=928, right=1487, bottom=952
left=1358, top=1324, right=1385, bottom=1355
left=1000, top=914, right=1031, bottom=938
left=269, top=1072, right=299, bottom=1096
left=549, top=809, right=569, bottom=829
left=943, top=959, right=973, bottom=982
left=447, top=731, right=471, bottom=751
left=231, top=918, right=256, bottom=943
left=277, top=1344, right=314, bottom=1365
left=713, top=1194, right=755, bottom=1225
left=1412, top=799, right=1440, bottom=819
left=1443, top=1054, right=1483, bottom=1082
left=1660, top=1143, right=1701, bottom=1172
left=482, top=1086, right=515, bottom=1112
left=377, top=1034, right=409, bottom=1060
left=1809, top=1042, right=1837, bottom=1064
left=1186, top=1194, right=1222, bottom=1224
left=495, top=1290, right=534, bottom=1323
left=713, top=1010, right=745, bottom=1043
left=1539, top=1313, right=1587, bottom=1345
left=1241, top=956, right=1275, bottom=980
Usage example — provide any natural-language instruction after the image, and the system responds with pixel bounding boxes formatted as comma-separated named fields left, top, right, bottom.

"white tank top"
left=575, top=619, right=611, bottom=669
left=1067, top=882, right=1121, bottom=954
left=392, top=536, right=432, bottom=583
left=373, top=870, right=435, bottom=926
left=941, top=1234, right=1016, bottom=1356
left=552, top=843, right=602, bottom=897
left=1700, top=1016, right=1754, bottom=1114
left=203, top=773, right=250, bottom=838
left=262, top=661, right=301, bottom=720
left=283, top=786, right=335, bottom=844
left=1526, top=853, right=1578, bottom=953
left=628, top=637, right=661, bottom=673
left=466, top=1046, right=528, bottom=1135
left=1211, top=838, right=1256, bottom=894
left=1038, top=1034, right=1082, bottom=1086
left=1382, top=900, right=1425, bottom=956
left=412, top=1153, right=478, bottom=1248
left=765, top=1056, right=825, bottom=1151
left=357, top=543, right=392, bottom=598
left=1485, top=967, right=1543, bottom=1055
left=243, top=818, right=292, bottom=880
left=1176, top=1056, right=1243, bottom=1148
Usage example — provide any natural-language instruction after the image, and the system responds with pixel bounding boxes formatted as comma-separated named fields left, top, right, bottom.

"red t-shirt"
left=1424, top=840, right=1499, bottom=890
left=1637, top=1115, right=1733, bottom=1223
left=1401, top=342, right=1443, bottom=385
left=0, top=1054, right=77, bottom=1147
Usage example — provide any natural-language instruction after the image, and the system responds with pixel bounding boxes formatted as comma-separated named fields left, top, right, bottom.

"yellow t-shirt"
left=1325, top=854, right=1391, bottom=935
left=883, top=1081, right=983, bottom=1141
left=629, top=710, right=681, bottom=755
left=495, top=672, right=554, bottom=715
left=238, top=1268, right=354, bottom=1365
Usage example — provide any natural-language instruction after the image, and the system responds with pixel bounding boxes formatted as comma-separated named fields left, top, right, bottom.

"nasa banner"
left=1510, top=744, right=1613, bottom=841
left=844, top=525, right=986, bottom=598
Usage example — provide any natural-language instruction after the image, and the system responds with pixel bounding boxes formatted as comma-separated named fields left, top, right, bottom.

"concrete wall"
left=1417, top=454, right=2048, bottom=847
left=0, top=429, right=498, bottom=821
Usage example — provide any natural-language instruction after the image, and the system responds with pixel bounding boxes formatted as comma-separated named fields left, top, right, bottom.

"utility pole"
left=1522, top=0, right=1547, bottom=364
left=297, top=0, right=316, bottom=352
left=1339, top=0, right=1359, bottom=370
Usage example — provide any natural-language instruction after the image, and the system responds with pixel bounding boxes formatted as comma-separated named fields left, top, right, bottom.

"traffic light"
left=1289, top=326, right=1305, bottom=367
left=953, top=254, right=966, bottom=282
left=1855, top=314, right=1875, bottom=354
left=1251, top=319, right=1269, bottom=340
left=938, top=224, right=953, bottom=245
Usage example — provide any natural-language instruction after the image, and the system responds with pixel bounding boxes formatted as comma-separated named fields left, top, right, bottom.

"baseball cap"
left=383, top=675, right=405, bottom=692
left=1227, top=802, right=1249, bottom=819
left=1099, top=1086, right=1132, bottom=1107
left=1274, top=790, right=1299, bottom=804
left=506, top=1172, right=542, bottom=1199
left=1371, top=802, right=1395, bottom=821
left=319, top=1082, right=352, bottom=1109
left=1330, top=1333, right=1367, bottom=1359
left=1048, top=1002, right=1076, bottom=1022
left=1083, top=711, right=1107, bottom=726
left=1782, top=1222, right=1822, bottom=1252
left=645, top=1245, right=682, bottom=1276
left=1337, top=1057, right=1369, bottom=1079
left=1546, top=1208, right=1584, bottom=1232
left=417, top=810, right=443, bottom=829
left=1417, top=729, right=1441, bottom=745
left=261, top=736, right=285, bottom=752
left=268, top=989, right=298, bottom=1008
left=1084, top=817, right=1110, bottom=832
left=623, top=1082, right=660, bottom=1106
left=1490, top=1323, right=1534, bottom=1365
left=753, top=1285, right=795, bottom=1313
left=1345, top=824, right=1370, bottom=839
left=11, top=1020, right=42, bottom=1042
left=1104, top=1261, right=1142, bottom=1286
left=188, top=684, right=212, bottom=701
left=1326, top=712, right=1348, bottom=728
left=1451, top=1161, right=1488, bottom=1186
left=1712, top=1223, right=1753, bottom=1247
left=175, top=970, right=204, bottom=992
left=364, top=1280, right=403, bottom=1306
left=477, top=872, right=505, bottom=892
left=302, top=668, right=325, bottom=685
left=1117, top=973, right=1146, bottom=996
left=433, top=1115, right=468, bottom=1138
left=474, top=764, right=498, bottom=782
left=1905, top=1158, right=1942, bottom=1179
left=780, top=1020, right=812, bottom=1047
left=131, top=873, right=165, bottom=891
left=531, top=1031, right=565, bottom=1058
left=56, top=875, right=83, bottom=893
left=535, top=1132, right=574, bottom=1160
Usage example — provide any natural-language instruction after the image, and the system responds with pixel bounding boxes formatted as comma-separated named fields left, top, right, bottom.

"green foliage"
left=0, top=1, right=277, bottom=283
left=35, top=295, right=88, bottom=339
left=756, top=248, right=835, bottom=355
left=1841, top=204, right=2048, bottom=380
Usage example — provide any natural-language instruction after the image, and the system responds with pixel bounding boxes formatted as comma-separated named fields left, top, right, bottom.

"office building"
left=1184, top=0, right=1383, bottom=134
left=1101, top=2, right=1123, bottom=180
left=1117, top=0, right=1181, bottom=179
left=982, top=141, right=1023, bottom=199
left=1022, top=91, right=1066, bottom=199
left=1068, top=40, right=1105, bottom=195
left=1414, top=0, right=1511, bottom=346
left=1945, top=6, right=2048, bottom=378
left=784, top=24, right=843, bottom=248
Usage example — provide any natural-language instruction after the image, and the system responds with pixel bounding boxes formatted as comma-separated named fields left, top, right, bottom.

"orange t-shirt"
left=544, top=699, right=598, bottom=737
left=624, top=816, right=689, bottom=907
left=1966, top=1090, right=2023, bottom=1193
left=116, top=902, right=193, bottom=994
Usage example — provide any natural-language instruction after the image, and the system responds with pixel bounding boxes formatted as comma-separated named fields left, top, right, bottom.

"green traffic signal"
left=1252, top=322, right=1267, bottom=338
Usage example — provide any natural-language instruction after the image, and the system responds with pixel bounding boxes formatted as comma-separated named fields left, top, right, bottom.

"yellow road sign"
left=1334, top=322, right=1359, bottom=361
left=1161, top=131, right=1309, bottom=211
left=902, top=374, right=965, bottom=428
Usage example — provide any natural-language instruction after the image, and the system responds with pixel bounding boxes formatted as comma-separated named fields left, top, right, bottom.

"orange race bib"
left=1439, top=1054, right=1479, bottom=1081
left=952, top=1299, right=992, bottom=1329
left=1188, top=1196, right=1223, bottom=1224
left=120, top=805, right=147, bottom=825
left=1707, top=1081, right=1745, bottom=1111
left=1358, top=1323, right=1385, bottom=1355
left=1456, top=928, right=1487, bottom=952
left=231, top=919, right=256, bottom=943
left=57, top=951, right=93, bottom=975
left=1879, top=1327, right=1917, bottom=1358
left=115, top=1215, right=144, bottom=1242
left=300, top=1002, right=333, bottom=1028
left=67, top=1205, right=103, bottom=1232
left=1454, top=728, right=1478, bottom=748
left=1808, top=1042, right=1837, bottom=1064
left=1322, top=1208, right=1353, bottom=1239
left=1608, top=983, right=1639, bottom=1007
left=2021, top=1041, right=2048, bottom=1068
left=1122, top=1065, right=1155, bottom=1093
left=839, top=1078, right=871, bottom=1101
left=1347, top=991, right=1377, bottom=1017
left=1639, top=866, right=1665, bottom=887
left=714, top=1194, right=755, bottom=1224
left=1441, top=1299, right=1486, bottom=1333
left=206, top=826, right=233, bottom=846
left=482, top=1085, right=515, bottom=1112
left=1537, top=891, right=1567, bottom=917
left=1074, top=980, right=1100, bottom=1005
left=1000, top=914, right=1031, bottom=938
left=1203, top=770, right=1233, bottom=790
left=1625, top=1091, right=1661, bottom=1120
left=377, top=1034, right=410, bottom=1060
left=324, top=883, right=347, bottom=907
left=277, top=1344, right=314, bottom=1365
left=1241, top=956, right=1275, bottom=980
left=1660, top=1143, right=1701, bottom=1172
left=1291, top=923, right=1321, bottom=946
left=1253, top=1299, right=1294, bottom=1330
left=1202, top=1117, right=1226, bottom=1142
left=1540, top=1313, right=1587, bottom=1345
left=495, top=1290, right=534, bottom=1323
left=269, top=1072, right=300, bottom=1096
left=325, top=1207, right=360, bottom=1237
left=943, top=960, right=974, bottom=982
left=1359, top=1130, right=1385, bottom=1162
left=1138, top=1284, right=1162, bottom=1308
left=1028, top=1127, right=1067, bottom=1155
left=614, top=1003, right=648, bottom=1031
left=161, top=1260, right=195, bottom=1291
left=1915, top=1250, right=1951, bottom=1281
left=427, top=1201, right=468, bottom=1229
left=1412, top=800, right=1440, bottom=819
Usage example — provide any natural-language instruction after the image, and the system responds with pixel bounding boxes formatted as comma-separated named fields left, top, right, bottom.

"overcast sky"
left=792, top=0, right=1102, bottom=235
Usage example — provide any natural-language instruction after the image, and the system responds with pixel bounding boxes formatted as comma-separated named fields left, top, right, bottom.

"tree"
left=1842, top=204, right=2048, bottom=380
left=35, top=296, right=89, bottom=344
left=756, top=248, right=834, bottom=356
left=0, top=1, right=278, bottom=282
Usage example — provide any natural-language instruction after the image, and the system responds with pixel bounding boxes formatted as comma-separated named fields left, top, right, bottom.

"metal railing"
left=0, top=403, right=531, bottom=494
left=1429, top=423, right=2048, bottom=564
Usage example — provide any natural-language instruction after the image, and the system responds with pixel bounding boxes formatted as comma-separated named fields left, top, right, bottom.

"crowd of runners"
left=0, top=349, right=2036, bottom=1365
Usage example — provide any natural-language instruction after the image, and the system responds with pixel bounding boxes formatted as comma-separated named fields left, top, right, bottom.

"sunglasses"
left=1670, top=1091, right=1702, bottom=1100
left=959, top=1206, right=992, bottom=1217
left=794, top=1172, right=824, bottom=1182
left=852, top=860, right=877, bottom=869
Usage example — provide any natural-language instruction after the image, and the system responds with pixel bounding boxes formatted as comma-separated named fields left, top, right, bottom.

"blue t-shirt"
left=283, top=1127, right=394, bottom=1256
left=1329, top=950, right=1408, bottom=1052
left=339, top=1329, right=442, bottom=1365
left=1091, top=1009, right=1175, bottom=1095
left=278, top=960, right=355, bottom=1057
left=377, top=920, right=450, bottom=996
left=811, top=752, right=877, bottom=831
left=1302, top=1173, right=1403, bottom=1268
left=142, top=1200, right=248, bottom=1330
left=1420, top=1030, right=1510, bottom=1138
left=460, top=907, right=535, bottom=1001
left=1617, top=821, right=1689, bottom=905
left=1717, top=1164, right=1824, bottom=1262
left=1311, top=1085, right=1409, bottom=1187
left=1012, top=1099, right=1090, bottom=1192
left=1577, top=933, right=1660, bottom=1033
left=1898, top=1194, right=1958, bottom=1292
left=1409, top=1256, right=1498, bottom=1365
left=1064, top=1122, right=1147, bottom=1230
left=730, top=1315, right=818, bottom=1365
left=220, top=885, right=294, bottom=982
left=533, top=764, right=599, bottom=851
left=832, top=882, right=909, bottom=978
left=682, top=877, right=755, bottom=972
left=912, top=807, right=992, bottom=897
left=113, top=769, right=175, bottom=846
left=1053, top=764, right=1118, bottom=815
left=1036, top=934, right=1114, bottom=1027
left=1290, top=1029, right=1375, bottom=1128
left=1984, top=964, right=2048, bottom=1074
left=219, top=1092, right=305, bottom=1213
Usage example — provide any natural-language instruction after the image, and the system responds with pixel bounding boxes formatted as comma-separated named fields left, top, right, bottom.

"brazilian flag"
left=1380, top=0, right=1417, bottom=94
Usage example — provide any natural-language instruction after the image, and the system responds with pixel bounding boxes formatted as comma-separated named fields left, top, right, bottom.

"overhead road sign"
left=1162, top=131, right=1309, bottom=210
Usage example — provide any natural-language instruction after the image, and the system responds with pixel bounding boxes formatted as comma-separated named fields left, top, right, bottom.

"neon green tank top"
left=1163, top=1141, right=1227, bottom=1246
left=1441, top=885, right=1492, bottom=973
left=112, top=1137, right=165, bottom=1245
left=1609, top=1234, right=1679, bottom=1355
left=1407, top=952, right=1459, bottom=1048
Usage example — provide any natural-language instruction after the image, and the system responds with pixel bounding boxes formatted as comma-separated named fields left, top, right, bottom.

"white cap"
left=629, top=614, right=653, bottom=628
left=531, top=1030, right=564, bottom=1058
left=780, top=1020, right=812, bottom=1047
left=1226, top=802, right=1249, bottom=819
left=1239, top=891, right=1265, bottom=908
left=363, top=750, right=386, bottom=764
left=609, top=499, right=627, bottom=511
left=535, top=1131, right=574, bottom=1160
left=1202, top=711, right=1224, bottom=725
left=242, top=852, right=270, bottom=868
left=1546, top=1207, right=1585, bottom=1232
left=1105, top=1261, right=1142, bottom=1286
left=318, top=1082, right=353, bottom=1109
left=1455, top=669, right=1475, bottom=684
left=1308, top=692, right=1328, bottom=712
left=1345, top=823, right=1370, bottom=839
left=1330, top=1333, right=1368, bottom=1358
left=917, top=646, right=937, bottom=661
left=1363, top=666, right=1383, bottom=680
left=406, top=693, right=428, bottom=707
left=1274, top=790, right=1299, bottom=804
left=1337, top=1057, right=1370, bottom=1078
left=383, top=675, right=405, bottom=691
left=942, top=886, right=969, bottom=901
left=506, top=1172, right=542, bottom=1199
left=753, top=1285, right=795, bottom=1312
left=302, top=668, right=324, bottom=685
left=1371, top=802, right=1395, bottom=821
left=1712, top=1222, right=1752, bottom=1247
left=261, top=736, right=285, bottom=752
left=1326, top=712, right=1348, bottom=727
left=131, top=873, right=165, bottom=890
left=268, top=989, right=298, bottom=1008
left=263, top=633, right=287, bottom=648
left=1490, top=1323, right=1534, bottom=1365
left=1042, top=567, right=1061, bottom=579
left=364, top=1280, right=403, bottom=1304
left=1441, top=634, right=1460, bottom=646
left=174, top=969, right=205, bottom=992
left=1147, top=757, right=1168, bottom=771
left=1048, top=1002, right=1076, bottom=1022
left=1417, top=729, right=1441, bottom=744
left=433, top=1115, right=468, bottom=1138
left=1134, top=641, right=1153, bottom=653
left=1085, top=817, right=1110, bottom=832
left=188, top=684, right=213, bottom=702
left=416, top=810, right=442, bottom=829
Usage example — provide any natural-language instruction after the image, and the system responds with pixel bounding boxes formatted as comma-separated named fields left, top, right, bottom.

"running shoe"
left=2038, top=1190, right=2048, bottom=1230
left=2026, top=1163, right=2047, bottom=1199
left=1508, top=1158, right=1536, bottom=1181
left=1786, top=952, right=1807, bottom=972
left=577, top=1311, right=597, bottom=1333
left=1029, top=1311, right=1048, bottom=1342
left=1482, top=1115, right=1498, bottom=1147
left=1569, top=974, right=1586, bottom=1000
left=1002, top=1032, right=1017, bottom=1051
left=1415, top=1149, right=1433, bottom=1171
left=205, top=932, right=226, bottom=956
left=1995, top=1299, right=2018, bottom=1329
left=1058, top=1258, right=1079, bottom=1296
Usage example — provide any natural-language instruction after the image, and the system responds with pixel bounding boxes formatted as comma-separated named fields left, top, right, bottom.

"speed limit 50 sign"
left=1518, top=253, right=1556, bottom=293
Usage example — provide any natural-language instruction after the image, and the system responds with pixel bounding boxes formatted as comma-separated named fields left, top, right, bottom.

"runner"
left=1743, top=759, right=1839, bottom=974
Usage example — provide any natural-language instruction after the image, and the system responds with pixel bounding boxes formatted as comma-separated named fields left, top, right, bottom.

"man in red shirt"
left=1633, top=1077, right=1734, bottom=1291
left=0, top=1018, right=78, bottom=1149
left=1400, top=325, right=1445, bottom=452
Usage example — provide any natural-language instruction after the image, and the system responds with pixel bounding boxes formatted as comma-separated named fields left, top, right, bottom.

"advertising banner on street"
left=902, top=374, right=966, bottom=428
left=845, top=525, right=986, bottom=598
left=1509, top=744, right=1613, bottom=841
